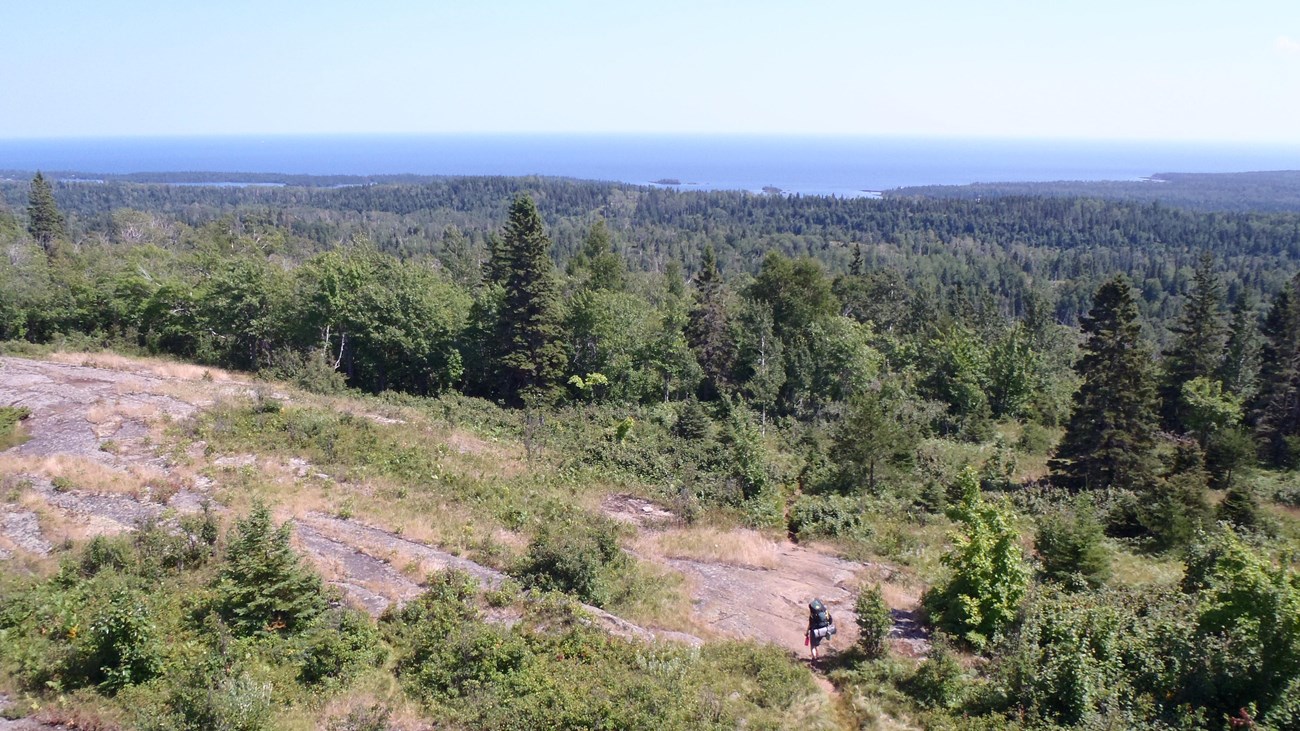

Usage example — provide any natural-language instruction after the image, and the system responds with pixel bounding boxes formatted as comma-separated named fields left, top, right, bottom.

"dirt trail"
left=0, top=355, right=926, bottom=664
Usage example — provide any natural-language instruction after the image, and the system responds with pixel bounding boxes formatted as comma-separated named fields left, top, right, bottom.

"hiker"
left=805, top=598, right=835, bottom=661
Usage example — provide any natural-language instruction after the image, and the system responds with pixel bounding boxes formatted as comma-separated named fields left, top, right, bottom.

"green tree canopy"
left=1159, top=252, right=1226, bottom=430
left=490, top=195, right=568, bottom=403
left=924, top=468, right=1029, bottom=649
left=213, top=504, right=326, bottom=636
left=1050, top=276, right=1160, bottom=492
left=26, top=172, right=67, bottom=253
left=1252, top=273, right=1300, bottom=466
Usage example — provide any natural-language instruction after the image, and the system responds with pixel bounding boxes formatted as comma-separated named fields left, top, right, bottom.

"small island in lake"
left=651, top=178, right=682, bottom=185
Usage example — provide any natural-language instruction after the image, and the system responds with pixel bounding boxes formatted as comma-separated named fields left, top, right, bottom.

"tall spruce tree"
left=1158, top=253, right=1226, bottom=430
left=1219, top=292, right=1261, bottom=401
left=26, top=172, right=66, bottom=253
left=1050, top=276, right=1159, bottom=492
left=686, top=245, right=736, bottom=399
left=490, top=195, right=567, bottom=403
left=1251, top=274, right=1300, bottom=466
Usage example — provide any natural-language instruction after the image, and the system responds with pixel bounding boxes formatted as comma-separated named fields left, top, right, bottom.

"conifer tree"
left=26, top=172, right=66, bottom=252
left=1252, top=274, right=1300, bottom=466
left=213, top=504, right=326, bottom=636
left=438, top=226, right=480, bottom=288
left=1050, top=276, right=1159, bottom=492
left=1219, top=292, right=1261, bottom=401
left=686, top=245, right=736, bottom=399
left=1158, top=253, right=1226, bottom=430
left=855, top=584, right=892, bottom=659
left=829, top=385, right=920, bottom=494
left=491, top=195, right=567, bottom=403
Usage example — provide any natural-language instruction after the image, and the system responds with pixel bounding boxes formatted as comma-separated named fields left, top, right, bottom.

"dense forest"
left=4, top=172, right=1300, bottom=729
left=6, top=172, right=1300, bottom=329
left=890, top=170, right=1300, bottom=214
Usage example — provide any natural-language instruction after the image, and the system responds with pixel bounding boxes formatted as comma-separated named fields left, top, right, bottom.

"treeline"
left=1, top=182, right=1082, bottom=434
left=2, top=174, right=1295, bottom=438
left=890, top=170, right=1300, bottom=213
left=6, top=174, right=1300, bottom=328
left=11, top=175, right=1300, bottom=487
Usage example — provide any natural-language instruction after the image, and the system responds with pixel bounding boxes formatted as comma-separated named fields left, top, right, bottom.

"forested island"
left=2, top=171, right=1300, bottom=729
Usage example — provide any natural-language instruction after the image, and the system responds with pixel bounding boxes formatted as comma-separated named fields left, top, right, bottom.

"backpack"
left=809, top=599, right=831, bottom=629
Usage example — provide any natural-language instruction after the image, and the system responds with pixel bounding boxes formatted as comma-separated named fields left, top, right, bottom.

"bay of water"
left=3, top=135, right=1300, bottom=197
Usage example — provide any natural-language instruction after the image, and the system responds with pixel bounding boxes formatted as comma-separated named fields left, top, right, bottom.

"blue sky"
left=3, top=0, right=1298, bottom=142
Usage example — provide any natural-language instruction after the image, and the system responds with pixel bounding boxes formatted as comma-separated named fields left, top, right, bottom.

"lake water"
left=3, top=135, right=1300, bottom=197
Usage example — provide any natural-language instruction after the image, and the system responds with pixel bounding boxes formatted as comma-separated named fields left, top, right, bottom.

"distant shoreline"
left=3, top=135, right=1299, bottom=197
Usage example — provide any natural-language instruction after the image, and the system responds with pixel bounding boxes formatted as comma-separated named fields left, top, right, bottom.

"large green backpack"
left=809, top=599, right=831, bottom=629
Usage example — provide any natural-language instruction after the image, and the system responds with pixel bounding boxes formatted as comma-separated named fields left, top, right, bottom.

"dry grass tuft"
left=313, top=689, right=428, bottom=731
left=777, top=685, right=842, bottom=731
left=642, top=526, right=782, bottom=569
left=1109, top=545, right=1185, bottom=587
left=34, top=697, right=125, bottom=731
left=845, top=691, right=925, bottom=731
left=0, top=454, right=168, bottom=500
left=85, top=398, right=162, bottom=427
left=50, top=351, right=239, bottom=382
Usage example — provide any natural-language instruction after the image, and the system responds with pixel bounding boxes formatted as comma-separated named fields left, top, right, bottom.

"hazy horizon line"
left=3, top=132, right=1300, bottom=149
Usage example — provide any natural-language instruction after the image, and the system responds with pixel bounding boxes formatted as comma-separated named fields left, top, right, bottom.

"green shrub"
left=264, top=348, right=349, bottom=395
left=514, top=519, right=627, bottom=607
left=0, top=405, right=30, bottom=443
left=1016, top=422, right=1056, bottom=455
left=1263, top=676, right=1300, bottom=729
left=907, top=639, right=965, bottom=710
left=81, top=588, right=163, bottom=693
left=701, top=640, right=817, bottom=710
left=212, top=503, right=326, bottom=636
left=924, top=468, right=1028, bottom=650
left=674, top=398, right=713, bottom=440
left=787, top=493, right=865, bottom=540
left=855, top=584, right=893, bottom=659
left=327, top=704, right=392, bottom=731
left=382, top=571, right=530, bottom=705
left=1140, top=472, right=1213, bottom=551
left=130, top=513, right=219, bottom=577
left=991, top=587, right=1182, bottom=727
left=381, top=571, right=822, bottom=729
left=296, top=608, right=385, bottom=687
left=1034, top=507, right=1110, bottom=590
left=141, top=661, right=273, bottom=731
left=1217, top=482, right=1263, bottom=531
left=978, top=438, right=1017, bottom=491
left=1182, top=527, right=1300, bottom=721
left=75, top=535, right=132, bottom=577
